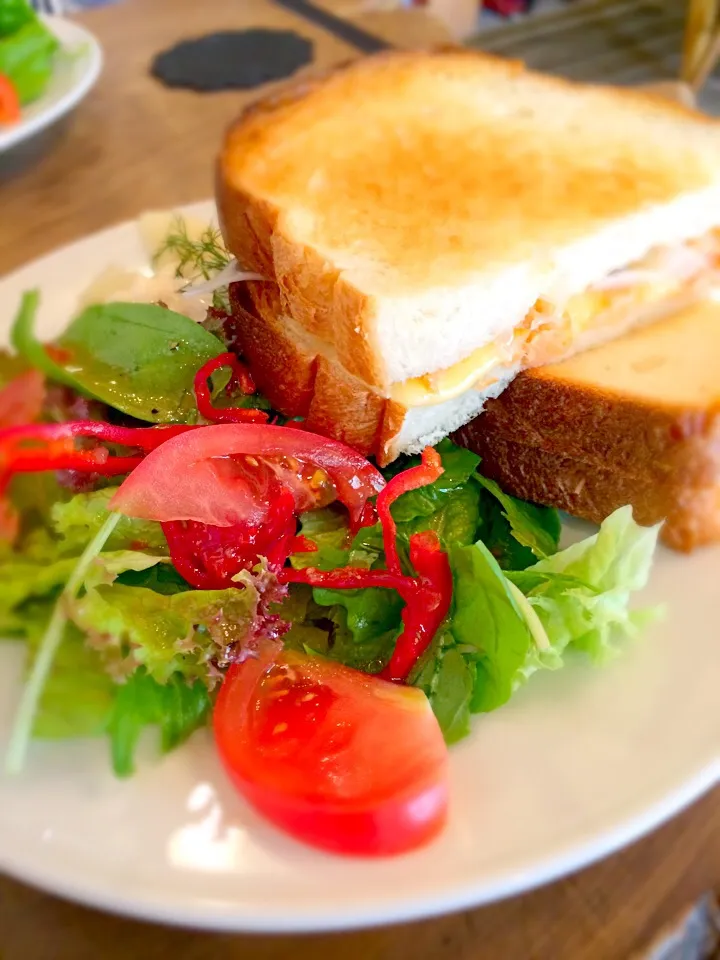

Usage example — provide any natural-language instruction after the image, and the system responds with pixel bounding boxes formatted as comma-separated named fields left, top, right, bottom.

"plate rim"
left=0, top=17, right=103, bottom=154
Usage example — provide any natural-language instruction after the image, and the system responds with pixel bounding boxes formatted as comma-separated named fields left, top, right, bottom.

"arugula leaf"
left=387, top=440, right=481, bottom=522
left=71, top=583, right=260, bottom=684
left=0, top=17, right=58, bottom=104
left=477, top=475, right=561, bottom=566
left=311, top=586, right=402, bottom=672
left=430, top=645, right=476, bottom=744
left=450, top=540, right=533, bottom=713
left=107, top=669, right=211, bottom=778
left=51, top=488, right=168, bottom=554
left=12, top=291, right=225, bottom=423
left=115, top=563, right=191, bottom=595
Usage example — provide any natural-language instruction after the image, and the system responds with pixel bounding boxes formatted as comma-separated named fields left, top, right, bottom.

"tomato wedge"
left=110, top=424, right=384, bottom=528
left=214, top=648, right=449, bottom=856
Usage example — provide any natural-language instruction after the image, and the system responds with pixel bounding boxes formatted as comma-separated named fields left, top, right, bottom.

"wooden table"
left=1, top=1, right=718, bottom=957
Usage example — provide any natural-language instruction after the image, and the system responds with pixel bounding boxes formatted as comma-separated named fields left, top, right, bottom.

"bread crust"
left=453, top=368, right=720, bottom=551
left=228, top=283, right=406, bottom=464
left=217, top=49, right=720, bottom=391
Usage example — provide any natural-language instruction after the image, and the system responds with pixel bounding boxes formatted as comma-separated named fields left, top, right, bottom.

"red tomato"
left=110, top=424, right=384, bottom=529
left=162, top=461, right=297, bottom=588
left=214, top=649, right=449, bottom=856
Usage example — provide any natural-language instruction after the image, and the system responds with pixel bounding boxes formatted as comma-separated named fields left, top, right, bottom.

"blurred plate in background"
left=0, top=17, right=102, bottom=154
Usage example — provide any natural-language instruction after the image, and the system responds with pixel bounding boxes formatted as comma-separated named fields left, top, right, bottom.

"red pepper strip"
left=280, top=446, right=453, bottom=682
left=376, top=447, right=444, bottom=576
left=0, top=75, right=20, bottom=125
left=0, top=421, right=197, bottom=476
left=380, top=530, right=453, bottom=682
left=194, top=353, right=269, bottom=425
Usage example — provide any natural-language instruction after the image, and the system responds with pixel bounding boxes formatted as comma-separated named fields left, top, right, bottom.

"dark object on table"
left=151, top=29, right=313, bottom=92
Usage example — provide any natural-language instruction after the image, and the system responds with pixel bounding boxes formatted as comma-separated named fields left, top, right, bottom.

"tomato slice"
left=214, top=649, right=449, bottom=856
left=110, top=424, right=384, bottom=529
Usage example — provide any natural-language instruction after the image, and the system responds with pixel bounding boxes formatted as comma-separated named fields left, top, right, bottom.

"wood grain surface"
left=1, top=2, right=719, bottom=958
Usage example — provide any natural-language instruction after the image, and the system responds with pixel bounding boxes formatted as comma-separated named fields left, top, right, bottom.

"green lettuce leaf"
left=450, top=540, right=533, bottom=713
left=0, top=0, right=35, bottom=39
left=514, top=505, right=660, bottom=664
left=51, top=488, right=168, bottom=554
left=71, top=582, right=260, bottom=684
left=30, top=616, right=116, bottom=740
left=107, top=668, right=211, bottom=777
left=310, top=587, right=402, bottom=672
left=12, top=291, right=226, bottom=423
left=0, top=18, right=58, bottom=105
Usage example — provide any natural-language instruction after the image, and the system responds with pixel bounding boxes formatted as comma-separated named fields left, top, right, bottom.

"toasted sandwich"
left=217, top=50, right=720, bottom=466
left=454, top=298, right=720, bottom=551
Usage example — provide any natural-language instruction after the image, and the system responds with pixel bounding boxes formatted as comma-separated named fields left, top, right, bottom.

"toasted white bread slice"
left=454, top=298, right=720, bottom=551
left=218, top=51, right=720, bottom=383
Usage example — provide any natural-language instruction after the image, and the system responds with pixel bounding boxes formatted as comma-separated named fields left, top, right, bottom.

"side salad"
left=0, top=0, right=59, bottom=126
left=0, top=214, right=660, bottom=856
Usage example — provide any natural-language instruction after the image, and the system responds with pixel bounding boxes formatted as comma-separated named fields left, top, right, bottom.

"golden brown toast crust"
left=218, top=49, right=720, bottom=392
left=229, top=283, right=406, bottom=463
left=454, top=366, right=720, bottom=551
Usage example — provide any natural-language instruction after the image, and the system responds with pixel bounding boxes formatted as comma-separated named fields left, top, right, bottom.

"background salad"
left=0, top=0, right=60, bottom=125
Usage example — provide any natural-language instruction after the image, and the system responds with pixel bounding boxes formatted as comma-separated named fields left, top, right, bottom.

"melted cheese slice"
left=390, top=274, right=691, bottom=408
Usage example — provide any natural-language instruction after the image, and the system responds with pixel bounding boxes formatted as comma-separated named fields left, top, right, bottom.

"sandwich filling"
left=391, top=232, right=720, bottom=408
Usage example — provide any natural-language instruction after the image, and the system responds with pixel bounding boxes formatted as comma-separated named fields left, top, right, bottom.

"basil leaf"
left=12, top=291, right=225, bottom=423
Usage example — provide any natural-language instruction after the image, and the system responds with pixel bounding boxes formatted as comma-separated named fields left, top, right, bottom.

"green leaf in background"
left=71, top=583, right=260, bottom=684
left=0, top=0, right=35, bottom=39
left=0, top=18, right=58, bottom=104
left=450, top=540, right=533, bottom=713
left=107, top=669, right=211, bottom=778
left=11, top=291, right=226, bottom=423
left=51, top=488, right=168, bottom=554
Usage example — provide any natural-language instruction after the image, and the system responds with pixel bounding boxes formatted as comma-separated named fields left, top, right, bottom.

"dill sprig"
left=152, top=215, right=232, bottom=310
left=153, top=215, right=229, bottom=281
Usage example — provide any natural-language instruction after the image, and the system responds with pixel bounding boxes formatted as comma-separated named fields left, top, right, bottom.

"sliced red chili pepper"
left=0, top=74, right=20, bottom=126
left=376, top=447, right=443, bottom=575
left=280, top=447, right=453, bottom=683
left=380, top=530, right=452, bottom=682
left=194, top=352, right=269, bottom=425
left=0, top=421, right=197, bottom=477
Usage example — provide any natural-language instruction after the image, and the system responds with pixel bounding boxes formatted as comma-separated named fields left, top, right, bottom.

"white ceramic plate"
left=1, top=201, right=719, bottom=932
left=0, top=17, right=102, bottom=153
